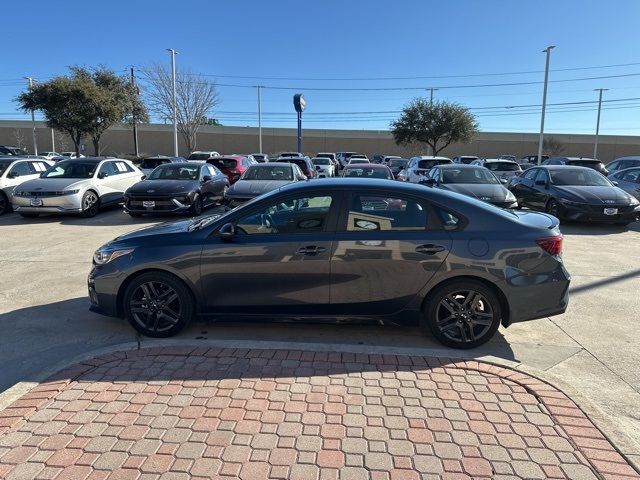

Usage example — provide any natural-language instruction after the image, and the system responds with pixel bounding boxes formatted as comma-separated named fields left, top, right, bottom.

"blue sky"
left=3, top=0, right=640, bottom=134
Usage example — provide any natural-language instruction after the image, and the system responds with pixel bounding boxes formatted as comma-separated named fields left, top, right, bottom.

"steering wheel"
left=261, top=213, right=275, bottom=229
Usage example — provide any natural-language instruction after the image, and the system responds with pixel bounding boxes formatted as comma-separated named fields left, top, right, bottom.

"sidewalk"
left=0, top=346, right=637, bottom=480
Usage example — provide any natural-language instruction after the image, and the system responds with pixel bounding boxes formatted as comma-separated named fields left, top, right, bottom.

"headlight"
left=505, top=191, right=516, bottom=202
left=62, top=189, right=79, bottom=195
left=628, top=196, right=639, bottom=206
left=558, top=198, right=582, bottom=206
left=93, top=248, right=134, bottom=265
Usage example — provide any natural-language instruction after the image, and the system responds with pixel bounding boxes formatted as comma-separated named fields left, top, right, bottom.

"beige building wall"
left=1, top=120, right=639, bottom=163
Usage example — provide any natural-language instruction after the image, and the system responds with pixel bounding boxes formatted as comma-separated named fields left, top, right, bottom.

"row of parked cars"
left=1, top=149, right=639, bottom=226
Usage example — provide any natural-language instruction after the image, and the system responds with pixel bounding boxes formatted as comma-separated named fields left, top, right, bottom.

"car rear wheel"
left=123, top=272, right=194, bottom=338
left=546, top=199, right=562, bottom=219
left=189, top=194, right=203, bottom=216
left=80, top=190, right=100, bottom=218
left=220, top=186, right=228, bottom=205
left=422, top=280, right=501, bottom=349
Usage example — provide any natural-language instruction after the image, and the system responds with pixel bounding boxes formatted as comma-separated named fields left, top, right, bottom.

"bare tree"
left=12, top=129, right=26, bottom=150
left=543, top=137, right=566, bottom=155
left=143, top=64, right=219, bottom=154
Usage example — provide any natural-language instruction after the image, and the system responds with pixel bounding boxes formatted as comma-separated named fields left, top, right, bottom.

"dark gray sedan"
left=224, top=163, right=307, bottom=206
left=422, top=164, right=518, bottom=208
left=609, top=167, right=640, bottom=200
left=88, top=178, right=570, bottom=349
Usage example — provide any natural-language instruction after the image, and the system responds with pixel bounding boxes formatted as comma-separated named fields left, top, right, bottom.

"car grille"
left=19, top=191, right=69, bottom=197
left=126, top=192, right=180, bottom=199
left=582, top=204, right=635, bottom=213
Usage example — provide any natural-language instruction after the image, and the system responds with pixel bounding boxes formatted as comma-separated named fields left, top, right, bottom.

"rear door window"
left=8, top=161, right=32, bottom=176
left=345, top=194, right=428, bottom=232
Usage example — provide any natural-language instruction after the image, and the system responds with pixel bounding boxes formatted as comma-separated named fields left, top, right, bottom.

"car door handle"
left=415, top=244, right=446, bottom=255
left=297, top=245, right=326, bottom=255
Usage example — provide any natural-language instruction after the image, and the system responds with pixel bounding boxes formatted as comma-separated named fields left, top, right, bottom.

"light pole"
left=24, top=77, right=38, bottom=155
left=593, top=88, right=608, bottom=159
left=537, top=46, right=555, bottom=164
left=256, top=85, right=263, bottom=153
left=428, top=87, right=439, bottom=105
left=130, top=67, right=139, bottom=157
left=167, top=48, right=178, bottom=156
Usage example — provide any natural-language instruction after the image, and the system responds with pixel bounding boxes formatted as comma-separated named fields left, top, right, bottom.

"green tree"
left=391, top=99, right=479, bottom=155
left=16, top=67, right=148, bottom=156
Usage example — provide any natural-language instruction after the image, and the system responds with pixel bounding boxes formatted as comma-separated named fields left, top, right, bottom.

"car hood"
left=15, top=177, right=90, bottom=192
left=228, top=179, right=291, bottom=196
left=553, top=185, right=634, bottom=204
left=441, top=183, right=512, bottom=201
left=126, top=179, right=197, bottom=194
left=110, top=214, right=223, bottom=244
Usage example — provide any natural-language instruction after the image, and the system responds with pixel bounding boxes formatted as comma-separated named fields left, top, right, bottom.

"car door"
left=510, top=168, right=538, bottom=207
left=329, top=190, right=452, bottom=315
left=529, top=169, right=551, bottom=210
left=95, top=161, right=125, bottom=204
left=199, top=191, right=340, bottom=315
left=3, top=161, right=38, bottom=196
left=207, top=165, right=227, bottom=200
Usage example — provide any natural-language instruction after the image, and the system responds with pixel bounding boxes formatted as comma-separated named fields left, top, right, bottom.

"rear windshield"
left=209, top=158, right=237, bottom=170
left=442, top=168, right=499, bottom=184
left=312, top=158, right=331, bottom=165
left=242, top=165, right=293, bottom=181
left=567, top=160, right=602, bottom=168
left=188, top=153, right=211, bottom=160
left=140, top=158, right=169, bottom=169
left=388, top=159, right=407, bottom=168
left=418, top=159, right=450, bottom=169
left=484, top=162, right=521, bottom=171
left=344, top=167, right=392, bottom=179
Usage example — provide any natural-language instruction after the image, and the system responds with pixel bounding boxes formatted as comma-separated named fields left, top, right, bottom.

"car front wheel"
left=422, top=280, right=501, bottom=349
left=123, top=272, right=194, bottom=338
left=80, top=190, right=100, bottom=218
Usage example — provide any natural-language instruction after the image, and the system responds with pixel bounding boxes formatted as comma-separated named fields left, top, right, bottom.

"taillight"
left=537, top=235, right=563, bottom=256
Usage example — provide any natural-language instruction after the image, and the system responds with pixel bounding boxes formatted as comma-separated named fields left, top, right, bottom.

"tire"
left=189, top=194, right=203, bottom=216
left=219, top=186, right=228, bottom=205
left=421, top=280, right=502, bottom=349
left=545, top=199, right=562, bottom=219
left=0, top=192, right=9, bottom=216
left=80, top=190, right=100, bottom=218
left=19, top=213, right=39, bottom=218
left=128, top=212, right=142, bottom=218
left=123, top=272, right=194, bottom=338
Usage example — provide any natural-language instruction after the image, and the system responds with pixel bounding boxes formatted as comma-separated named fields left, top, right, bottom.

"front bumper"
left=12, top=192, right=84, bottom=214
left=88, top=264, right=122, bottom=318
left=124, top=195, right=193, bottom=214
left=559, top=203, right=640, bottom=223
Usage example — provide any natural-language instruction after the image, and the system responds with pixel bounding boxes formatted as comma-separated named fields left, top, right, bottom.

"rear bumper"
left=503, top=261, right=571, bottom=325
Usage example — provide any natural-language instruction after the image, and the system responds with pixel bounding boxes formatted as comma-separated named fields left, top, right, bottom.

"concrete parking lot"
left=0, top=206, right=639, bottom=467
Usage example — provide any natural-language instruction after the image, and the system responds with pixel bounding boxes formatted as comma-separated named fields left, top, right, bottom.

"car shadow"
left=0, top=297, right=517, bottom=391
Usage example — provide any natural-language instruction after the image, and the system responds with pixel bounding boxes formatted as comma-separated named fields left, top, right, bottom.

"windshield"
left=388, top=159, right=407, bottom=168
left=188, top=153, right=211, bottom=160
left=344, top=167, right=392, bottom=179
left=312, top=158, right=330, bottom=165
left=418, top=159, right=450, bottom=169
left=0, top=160, right=12, bottom=175
left=442, top=168, right=499, bottom=184
left=550, top=169, right=612, bottom=186
left=148, top=165, right=199, bottom=180
left=140, top=158, right=169, bottom=169
left=242, top=165, right=293, bottom=181
left=484, top=162, right=521, bottom=171
left=210, top=158, right=237, bottom=170
left=42, top=161, right=98, bottom=178
left=567, top=160, right=602, bottom=168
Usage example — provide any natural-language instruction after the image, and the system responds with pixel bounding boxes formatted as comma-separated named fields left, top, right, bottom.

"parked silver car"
left=12, top=157, right=143, bottom=218
left=0, top=157, right=52, bottom=215
left=609, top=167, right=640, bottom=200
left=471, top=158, right=523, bottom=181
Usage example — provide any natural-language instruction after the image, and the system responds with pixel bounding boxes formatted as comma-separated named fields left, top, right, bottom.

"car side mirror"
left=420, top=178, right=436, bottom=187
left=141, top=175, right=147, bottom=180
left=612, top=181, right=618, bottom=186
left=500, top=178, right=508, bottom=185
left=202, top=175, right=212, bottom=182
left=218, top=222, right=236, bottom=240
left=97, top=172, right=108, bottom=179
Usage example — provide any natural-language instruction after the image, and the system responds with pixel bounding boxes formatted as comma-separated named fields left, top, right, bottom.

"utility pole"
left=167, top=48, right=178, bottom=156
left=593, top=88, right=608, bottom=159
left=257, top=85, right=263, bottom=153
left=24, top=77, right=38, bottom=155
left=50, top=128, right=55, bottom=152
left=130, top=67, right=140, bottom=157
left=428, top=87, right=439, bottom=105
left=537, top=46, right=555, bottom=164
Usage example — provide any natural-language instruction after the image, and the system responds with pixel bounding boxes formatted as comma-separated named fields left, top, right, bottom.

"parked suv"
left=452, top=156, right=479, bottom=164
left=471, top=158, right=523, bottom=181
left=405, top=156, right=453, bottom=183
left=542, top=157, right=607, bottom=175
left=0, top=145, right=28, bottom=156
left=605, top=156, right=640, bottom=176
left=207, top=155, right=256, bottom=184
left=276, top=156, right=317, bottom=178
left=0, top=157, right=52, bottom=215
left=138, top=156, right=186, bottom=176
left=188, top=151, right=220, bottom=161
left=336, top=151, right=357, bottom=168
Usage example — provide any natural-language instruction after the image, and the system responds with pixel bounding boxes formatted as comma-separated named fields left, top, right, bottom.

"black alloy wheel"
left=190, top=194, right=203, bottom=216
left=0, top=192, right=8, bottom=215
left=80, top=190, right=100, bottom=218
left=423, top=280, right=501, bottom=349
left=123, top=272, right=193, bottom=337
left=546, top=199, right=562, bottom=219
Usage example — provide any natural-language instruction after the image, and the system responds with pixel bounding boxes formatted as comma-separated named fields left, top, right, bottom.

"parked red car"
left=206, top=155, right=256, bottom=184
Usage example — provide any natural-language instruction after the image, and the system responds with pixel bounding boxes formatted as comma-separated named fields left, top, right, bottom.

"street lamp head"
left=543, top=45, right=556, bottom=52
left=166, top=48, right=178, bottom=55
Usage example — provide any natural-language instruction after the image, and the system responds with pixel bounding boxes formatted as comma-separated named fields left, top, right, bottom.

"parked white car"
left=311, top=157, right=335, bottom=177
left=38, top=152, right=61, bottom=160
left=12, top=157, right=143, bottom=218
left=0, top=157, right=52, bottom=215
left=188, top=151, right=220, bottom=161
left=470, top=158, right=523, bottom=181
left=405, top=156, right=453, bottom=183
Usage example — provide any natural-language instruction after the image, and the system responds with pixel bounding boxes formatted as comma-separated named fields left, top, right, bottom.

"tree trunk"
left=92, top=137, right=100, bottom=156
left=71, top=132, right=82, bottom=157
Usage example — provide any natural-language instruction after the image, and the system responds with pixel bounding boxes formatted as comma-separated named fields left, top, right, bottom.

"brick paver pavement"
left=0, top=346, right=637, bottom=479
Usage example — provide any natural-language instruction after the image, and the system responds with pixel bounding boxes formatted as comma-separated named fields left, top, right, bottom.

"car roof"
left=550, top=157, right=599, bottom=161
left=613, top=156, right=640, bottom=161
left=482, top=158, right=517, bottom=163
left=156, top=161, right=203, bottom=168
left=538, top=165, right=597, bottom=171
left=413, top=156, right=451, bottom=160
left=438, top=164, right=483, bottom=169
left=248, top=162, right=292, bottom=168
left=344, top=163, right=389, bottom=169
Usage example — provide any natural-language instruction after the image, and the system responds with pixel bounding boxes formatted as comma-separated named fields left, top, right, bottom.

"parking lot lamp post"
left=427, top=88, right=438, bottom=155
left=167, top=48, right=178, bottom=157
left=593, top=88, right=608, bottom=160
left=257, top=85, right=263, bottom=153
left=24, top=77, right=38, bottom=155
left=537, top=46, right=555, bottom=165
